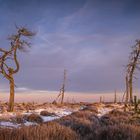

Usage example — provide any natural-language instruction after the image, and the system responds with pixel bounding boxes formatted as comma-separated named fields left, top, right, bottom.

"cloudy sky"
left=0, top=0, right=140, bottom=95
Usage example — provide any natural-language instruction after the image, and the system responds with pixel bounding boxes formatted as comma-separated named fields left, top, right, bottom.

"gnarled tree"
left=0, top=27, right=35, bottom=111
left=125, top=40, right=140, bottom=104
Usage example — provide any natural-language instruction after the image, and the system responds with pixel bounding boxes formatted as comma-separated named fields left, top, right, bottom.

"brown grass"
left=0, top=122, right=79, bottom=140
left=97, top=124, right=140, bottom=140
left=1, top=103, right=140, bottom=140
left=26, top=113, right=43, bottom=123
left=57, top=109, right=100, bottom=139
left=100, top=109, right=139, bottom=126
left=83, top=105, right=98, bottom=113
left=40, top=111, right=56, bottom=116
left=11, top=115, right=25, bottom=124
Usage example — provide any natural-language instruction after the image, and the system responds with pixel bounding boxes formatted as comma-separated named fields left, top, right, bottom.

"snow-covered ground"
left=97, top=107, right=112, bottom=118
left=97, top=103, right=124, bottom=118
left=0, top=103, right=124, bottom=128
left=0, top=106, right=81, bottom=128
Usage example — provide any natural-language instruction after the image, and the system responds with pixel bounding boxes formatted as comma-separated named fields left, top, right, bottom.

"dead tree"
left=125, top=76, right=129, bottom=103
left=99, top=96, right=102, bottom=103
left=125, top=40, right=140, bottom=104
left=114, top=90, right=117, bottom=103
left=53, top=69, right=67, bottom=104
left=0, top=27, right=35, bottom=111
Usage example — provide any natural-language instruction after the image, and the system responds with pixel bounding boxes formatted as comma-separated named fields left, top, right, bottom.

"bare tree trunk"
left=60, top=70, right=66, bottom=104
left=61, top=93, right=64, bottom=104
left=125, top=76, right=129, bottom=103
left=114, top=90, right=117, bottom=103
left=8, top=74, right=14, bottom=112
left=61, top=88, right=64, bottom=104
left=129, top=77, right=133, bottom=103
left=100, top=96, right=102, bottom=103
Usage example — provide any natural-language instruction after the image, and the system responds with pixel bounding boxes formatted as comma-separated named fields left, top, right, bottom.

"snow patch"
left=0, top=106, right=81, bottom=128
left=0, top=121, right=20, bottom=128
left=24, top=121, right=37, bottom=126
left=41, top=116, right=59, bottom=122
left=97, top=107, right=112, bottom=118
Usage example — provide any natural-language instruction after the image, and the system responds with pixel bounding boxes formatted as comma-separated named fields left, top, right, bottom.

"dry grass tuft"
left=11, top=115, right=25, bottom=124
left=26, top=113, right=43, bottom=123
left=0, top=122, right=79, bottom=140
left=97, top=124, right=140, bottom=140
left=100, top=109, right=132, bottom=125
left=40, top=111, right=56, bottom=116
left=57, top=110, right=100, bottom=139
left=83, top=105, right=98, bottom=114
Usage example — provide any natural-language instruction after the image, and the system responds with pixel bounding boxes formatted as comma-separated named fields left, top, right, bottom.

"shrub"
left=83, top=106, right=98, bottom=114
left=97, top=124, right=140, bottom=140
left=0, top=122, right=79, bottom=140
left=100, top=109, right=132, bottom=126
left=72, top=110, right=97, bottom=120
left=40, top=111, right=56, bottom=116
left=11, top=115, right=25, bottom=124
left=57, top=115, right=96, bottom=139
left=109, top=109, right=131, bottom=117
left=69, top=118, right=95, bottom=138
left=26, top=114, right=43, bottom=123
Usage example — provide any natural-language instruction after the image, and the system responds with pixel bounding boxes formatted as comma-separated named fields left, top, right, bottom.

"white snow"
left=0, top=104, right=116, bottom=128
left=0, top=106, right=80, bottom=128
left=41, top=116, right=59, bottom=122
left=24, top=121, right=37, bottom=126
left=97, top=107, right=112, bottom=118
left=0, top=121, right=20, bottom=128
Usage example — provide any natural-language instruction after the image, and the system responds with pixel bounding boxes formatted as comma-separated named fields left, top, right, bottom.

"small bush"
left=109, top=109, right=131, bottom=117
left=40, top=111, right=56, bottom=116
left=97, top=124, right=140, bottom=140
left=100, top=109, right=132, bottom=126
left=11, top=115, right=25, bottom=124
left=26, top=114, right=43, bottom=123
left=72, top=110, right=97, bottom=120
left=57, top=115, right=96, bottom=139
left=83, top=105, right=98, bottom=114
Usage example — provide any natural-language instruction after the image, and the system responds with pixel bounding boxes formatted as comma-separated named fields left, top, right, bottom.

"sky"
left=0, top=0, right=140, bottom=96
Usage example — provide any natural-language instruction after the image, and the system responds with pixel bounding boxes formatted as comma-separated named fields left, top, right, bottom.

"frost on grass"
left=0, top=104, right=81, bottom=128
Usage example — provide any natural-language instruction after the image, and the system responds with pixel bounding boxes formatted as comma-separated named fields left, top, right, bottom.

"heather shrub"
left=100, top=110, right=132, bottom=125
left=0, top=122, right=79, bottom=140
left=83, top=106, right=98, bottom=114
left=40, top=111, right=56, bottom=116
left=72, top=110, right=97, bottom=120
left=11, top=115, right=25, bottom=124
left=97, top=124, right=140, bottom=140
left=129, top=115, right=140, bottom=124
left=109, top=109, right=131, bottom=116
left=72, top=110, right=100, bottom=128
left=70, top=118, right=95, bottom=138
left=26, top=113, right=43, bottom=123
left=58, top=115, right=96, bottom=139
left=100, top=115, right=130, bottom=125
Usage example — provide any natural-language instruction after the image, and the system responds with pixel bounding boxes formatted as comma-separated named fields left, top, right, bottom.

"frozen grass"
left=0, top=103, right=140, bottom=140
left=0, top=102, right=82, bottom=128
left=0, top=122, right=79, bottom=140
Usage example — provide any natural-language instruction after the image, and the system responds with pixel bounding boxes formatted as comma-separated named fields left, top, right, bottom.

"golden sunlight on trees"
left=0, top=26, right=35, bottom=112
